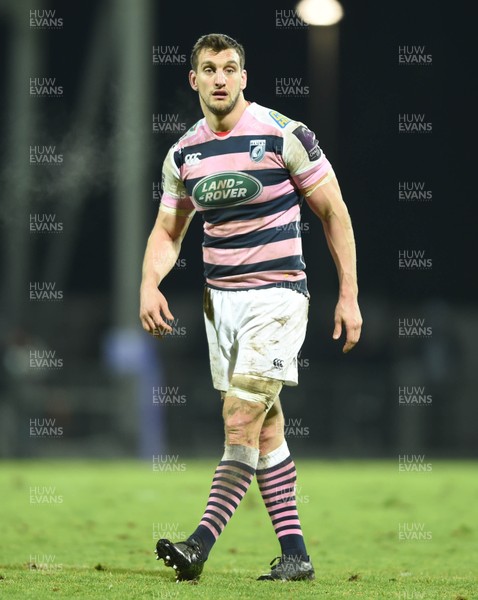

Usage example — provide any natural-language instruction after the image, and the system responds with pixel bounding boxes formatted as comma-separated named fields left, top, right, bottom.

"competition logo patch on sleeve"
left=249, top=139, right=266, bottom=163
left=292, top=125, right=322, bottom=161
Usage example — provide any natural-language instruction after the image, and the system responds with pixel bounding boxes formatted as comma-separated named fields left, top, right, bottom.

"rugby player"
left=140, top=33, right=362, bottom=582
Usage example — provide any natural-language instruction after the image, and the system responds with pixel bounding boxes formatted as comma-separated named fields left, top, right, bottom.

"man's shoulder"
left=248, top=102, right=300, bottom=134
left=170, top=117, right=206, bottom=151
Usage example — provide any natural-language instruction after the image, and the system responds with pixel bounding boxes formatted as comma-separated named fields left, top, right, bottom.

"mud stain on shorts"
left=203, top=286, right=214, bottom=321
left=230, top=374, right=282, bottom=403
left=273, top=316, right=290, bottom=326
left=250, top=341, right=266, bottom=356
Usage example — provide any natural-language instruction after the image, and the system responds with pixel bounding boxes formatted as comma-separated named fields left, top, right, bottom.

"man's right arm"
left=139, top=207, right=193, bottom=336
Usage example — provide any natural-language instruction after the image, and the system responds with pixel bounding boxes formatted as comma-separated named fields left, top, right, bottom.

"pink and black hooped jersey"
left=159, top=102, right=332, bottom=293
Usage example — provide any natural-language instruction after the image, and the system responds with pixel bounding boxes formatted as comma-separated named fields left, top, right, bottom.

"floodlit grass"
left=1, top=460, right=477, bottom=599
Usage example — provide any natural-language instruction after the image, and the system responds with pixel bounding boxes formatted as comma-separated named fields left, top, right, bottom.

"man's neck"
left=202, top=97, right=249, bottom=133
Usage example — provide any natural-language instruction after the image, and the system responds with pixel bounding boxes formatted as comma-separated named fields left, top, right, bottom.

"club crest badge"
left=249, top=139, right=266, bottom=163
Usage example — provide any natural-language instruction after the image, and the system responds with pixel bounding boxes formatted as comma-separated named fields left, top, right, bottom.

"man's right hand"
left=139, top=284, right=174, bottom=338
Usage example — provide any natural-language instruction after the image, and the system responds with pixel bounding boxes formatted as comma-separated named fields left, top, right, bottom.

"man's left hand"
left=332, top=298, right=363, bottom=353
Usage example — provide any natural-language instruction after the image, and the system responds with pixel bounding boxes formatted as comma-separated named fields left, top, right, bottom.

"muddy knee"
left=223, top=375, right=283, bottom=446
left=259, top=400, right=285, bottom=455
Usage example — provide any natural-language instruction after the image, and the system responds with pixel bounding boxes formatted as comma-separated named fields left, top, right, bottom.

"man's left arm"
left=302, top=172, right=363, bottom=353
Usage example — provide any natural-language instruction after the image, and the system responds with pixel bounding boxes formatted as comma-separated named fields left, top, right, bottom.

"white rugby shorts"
left=203, top=286, right=309, bottom=391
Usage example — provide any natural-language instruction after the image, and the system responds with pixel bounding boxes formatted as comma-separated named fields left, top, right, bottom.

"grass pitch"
left=1, top=460, right=477, bottom=599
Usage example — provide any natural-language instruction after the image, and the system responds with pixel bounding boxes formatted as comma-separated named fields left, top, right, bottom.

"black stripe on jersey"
left=204, top=255, right=306, bottom=279
left=206, top=278, right=309, bottom=295
left=184, top=168, right=291, bottom=196
left=174, top=135, right=284, bottom=167
left=202, top=191, right=300, bottom=225
left=173, top=151, right=182, bottom=170
left=203, top=221, right=300, bottom=249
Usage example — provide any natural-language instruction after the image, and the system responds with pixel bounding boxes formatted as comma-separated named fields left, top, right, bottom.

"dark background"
left=0, top=0, right=476, bottom=459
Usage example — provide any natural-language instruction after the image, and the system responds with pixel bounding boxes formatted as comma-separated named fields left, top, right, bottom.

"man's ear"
left=189, top=70, right=198, bottom=91
left=240, top=69, right=247, bottom=91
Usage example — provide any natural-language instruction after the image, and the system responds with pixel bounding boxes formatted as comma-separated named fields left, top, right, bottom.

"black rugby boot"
left=257, top=554, right=315, bottom=581
left=155, top=536, right=206, bottom=582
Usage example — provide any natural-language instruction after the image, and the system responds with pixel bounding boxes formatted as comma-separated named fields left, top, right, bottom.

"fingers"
left=155, top=296, right=174, bottom=327
left=332, top=319, right=342, bottom=341
left=140, top=309, right=175, bottom=338
left=342, top=320, right=362, bottom=353
left=152, top=299, right=174, bottom=337
left=141, top=314, right=157, bottom=333
left=139, top=288, right=176, bottom=339
left=332, top=312, right=362, bottom=353
left=152, top=317, right=173, bottom=338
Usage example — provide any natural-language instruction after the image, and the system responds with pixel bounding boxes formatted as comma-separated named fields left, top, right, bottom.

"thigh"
left=234, top=288, right=309, bottom=386
left=203, top=287, right=238, bottom=391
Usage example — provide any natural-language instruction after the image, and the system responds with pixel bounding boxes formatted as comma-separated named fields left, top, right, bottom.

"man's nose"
left=214, top=70, right=226, bottom=86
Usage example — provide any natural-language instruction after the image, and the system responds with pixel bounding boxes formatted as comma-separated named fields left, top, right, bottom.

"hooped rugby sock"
left=256, top=440, right=308, bottom=560
left=188, top=444, right=259, bottom=558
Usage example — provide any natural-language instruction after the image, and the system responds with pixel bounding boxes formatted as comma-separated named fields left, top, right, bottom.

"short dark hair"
left=190, top=33, right=245, bottom=71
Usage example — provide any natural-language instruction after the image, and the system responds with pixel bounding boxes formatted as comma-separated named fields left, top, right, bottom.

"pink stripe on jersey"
left=206, top=272, right=306, bottom=289
left=160, top=192, right=195, bottom=213
left=207, top=206, right=300, bottom=238
left=203, top=238, right=302, bottom=266
left=292, top=161, right=331, bottom=191
left=189, top=152, right=282, bottom=181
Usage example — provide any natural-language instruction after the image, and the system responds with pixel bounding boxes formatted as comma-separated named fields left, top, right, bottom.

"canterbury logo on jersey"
left=184, top=152, right=202, bottom=165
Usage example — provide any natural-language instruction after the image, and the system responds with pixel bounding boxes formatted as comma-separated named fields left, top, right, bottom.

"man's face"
left=189, top=48, right=247, bottom=116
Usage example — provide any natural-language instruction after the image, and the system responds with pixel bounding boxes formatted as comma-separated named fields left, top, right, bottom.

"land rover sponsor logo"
left=192, top=172, right=262, bottom=208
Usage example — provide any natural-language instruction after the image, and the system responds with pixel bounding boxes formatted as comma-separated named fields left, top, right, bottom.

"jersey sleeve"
left=282, top=121, right=332, bottom=192
left=159, top=146, right=196, bottom=217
